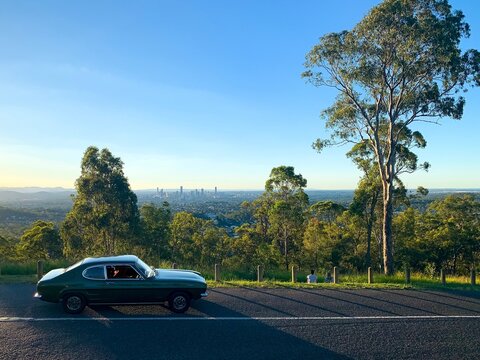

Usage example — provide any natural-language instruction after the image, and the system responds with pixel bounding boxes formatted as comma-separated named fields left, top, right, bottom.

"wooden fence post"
left=257, top=265, right=264, bottom=282
left=368, top=267, right=373, bottom=284
left=405, top=267, right=411, bottom=284
left=441, top=269, right=446, bottom=286
left=333, top=266, right=338, bottom=284
left=215, top=264, right=221, bottom=282
left=471, top=269, right=476, bottom=286
left=291, top=266, right=297, bottom=283
left=37, top=260, right=44, bottom=281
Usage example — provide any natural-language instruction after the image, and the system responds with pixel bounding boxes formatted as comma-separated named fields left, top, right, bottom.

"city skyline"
left=1, top=0, right=479, bottom=190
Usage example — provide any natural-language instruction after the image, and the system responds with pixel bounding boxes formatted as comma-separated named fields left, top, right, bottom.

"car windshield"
left=136, top=258, right=155, bottom=278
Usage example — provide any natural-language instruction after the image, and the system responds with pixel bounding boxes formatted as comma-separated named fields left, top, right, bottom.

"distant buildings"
left=150, top=185, right=220, bottom=201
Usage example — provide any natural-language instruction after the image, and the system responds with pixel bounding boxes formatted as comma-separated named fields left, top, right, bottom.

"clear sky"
left=0, top=0, right=479, bottom=190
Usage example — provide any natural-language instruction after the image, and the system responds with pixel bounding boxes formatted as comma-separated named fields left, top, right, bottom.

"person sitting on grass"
left=307, top=269, right=317, bottom=283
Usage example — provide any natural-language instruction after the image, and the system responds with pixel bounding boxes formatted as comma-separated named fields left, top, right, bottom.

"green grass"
left=206, top=279, right=411, bottom=289
left=1, top=261, right=478, bottom=292
left=0, top=260, right=71, bottom=275
left=206, top=271, right=479, bottom=292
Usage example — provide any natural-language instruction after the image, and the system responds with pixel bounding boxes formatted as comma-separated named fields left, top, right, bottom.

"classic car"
left=34, top=255, right=208, bottom=314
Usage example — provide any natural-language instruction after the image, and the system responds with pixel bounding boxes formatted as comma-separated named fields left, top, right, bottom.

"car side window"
left=82, top=266, right=106, bottom=280
left=106, top=265, right=141, bottom=280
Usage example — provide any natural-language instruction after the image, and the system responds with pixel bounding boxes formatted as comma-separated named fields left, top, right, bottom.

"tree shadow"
left=274, top=285, right=405, bottom=316
left=1, top=284, right=353, bottom=360
left=218, top=286, right=349, bottom=317
left=324, top=288, right=442, bottom=316
left=366, top=288, right=480, bottom=314
left=415, top=289, right=480, bottom=304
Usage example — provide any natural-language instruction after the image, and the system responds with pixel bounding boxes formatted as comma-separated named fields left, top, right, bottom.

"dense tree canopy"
left=61, top=146, right=140, bottom=258
left=17, top=221, right=62, bottom=260
left=264, top=166, right=309, bottom=270
left=139, top=202, right=172, bottom=261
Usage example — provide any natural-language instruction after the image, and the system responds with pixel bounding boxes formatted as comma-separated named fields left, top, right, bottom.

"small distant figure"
left=307, top=269, right=317, bottom=284
left=324, top=271, right=333, bottom=283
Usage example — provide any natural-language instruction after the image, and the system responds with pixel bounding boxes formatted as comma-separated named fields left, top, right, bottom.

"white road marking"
left=0, top=315, right=480, bottom=322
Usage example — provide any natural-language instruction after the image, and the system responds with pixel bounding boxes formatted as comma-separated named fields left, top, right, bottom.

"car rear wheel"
left=62, top=293, right=86, bottom=314
left=168, top=292, right=191, bottom=313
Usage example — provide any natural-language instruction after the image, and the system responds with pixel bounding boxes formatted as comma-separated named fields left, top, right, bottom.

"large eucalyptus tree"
left=61, top=146, right=140, bottom=257
left=303, top=0, right=479, bottom=274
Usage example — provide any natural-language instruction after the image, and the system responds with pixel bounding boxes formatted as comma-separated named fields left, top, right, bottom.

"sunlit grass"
left=205, top=271, right=479, bottom=291
left=206, top=280, right=410, bottom=289
left=0, top=261, right=477, bottom=291
left=0, top=260, right=70, bottom=275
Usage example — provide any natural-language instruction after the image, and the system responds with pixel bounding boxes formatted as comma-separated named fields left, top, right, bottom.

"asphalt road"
left=1, top=284, right=479, bottom=360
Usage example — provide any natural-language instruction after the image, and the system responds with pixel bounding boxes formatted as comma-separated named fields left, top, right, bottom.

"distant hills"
left=0, top=187, right=74, bottom=193
left=0, top=189, right=75, bottom=209
left=0, top=187, right=478, bottom=209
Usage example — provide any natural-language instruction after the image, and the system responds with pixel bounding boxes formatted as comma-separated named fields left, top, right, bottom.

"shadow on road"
left=222, top=285, right=350, bottom=317
left=275, top=285, right=404, bottom=316
left=367, top=289, right=480, bottom=314
left=325, top=288, right=442, bottom=316
left=0, top=284, right=352, bottom=360
left=416, top=289, right=480, bottom=305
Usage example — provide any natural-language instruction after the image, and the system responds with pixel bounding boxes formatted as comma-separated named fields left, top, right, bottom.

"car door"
left=104, top=264, right=150, bottom=303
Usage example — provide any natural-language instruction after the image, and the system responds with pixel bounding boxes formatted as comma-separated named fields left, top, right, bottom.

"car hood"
left=155, top=269, right=206, bottom=283
left=39, top=268, right=65, bottom=282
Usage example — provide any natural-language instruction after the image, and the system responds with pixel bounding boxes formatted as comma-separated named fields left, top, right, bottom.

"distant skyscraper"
left=201, top=188, right=204, bottom=196
left=180, top=186, right=183, bottom=197
left=215, top=186, right=217, bottom=195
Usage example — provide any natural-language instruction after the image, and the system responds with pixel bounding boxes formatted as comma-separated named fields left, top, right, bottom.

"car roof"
left=82, top=255, right=139, bottom=265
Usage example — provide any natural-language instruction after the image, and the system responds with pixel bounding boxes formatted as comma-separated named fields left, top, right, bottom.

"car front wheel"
left=168, top=292, right=191, bottom=313
left=62, top=293, right=86, bottom=314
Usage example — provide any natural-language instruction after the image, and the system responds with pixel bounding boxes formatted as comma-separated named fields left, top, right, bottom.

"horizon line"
left=1, top=186, right=479, bottom=192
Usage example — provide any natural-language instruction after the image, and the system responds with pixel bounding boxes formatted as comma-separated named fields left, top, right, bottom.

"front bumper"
left=34, top=292, right=42, bottom=299
left=200, top=291, right=208, bottom=297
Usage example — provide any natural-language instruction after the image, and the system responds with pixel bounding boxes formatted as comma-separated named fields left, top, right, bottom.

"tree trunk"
left=382, top=180, right=394, bottom=275
left=365, top=192, right=378, bottom=269
left=284, top=226, right=289, bottom=271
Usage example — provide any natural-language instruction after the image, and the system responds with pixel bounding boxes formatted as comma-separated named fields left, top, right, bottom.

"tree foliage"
left=264, top=166, right=309, bottom=270
left=61, top=146, right=140, bottom=258
left=169, top=211, right=229, bottom=268
left=394, top=195, right=480, bottom=274
left=139, top=202, right=172, bottom=262
left=17, top=221, right=62, bottom=260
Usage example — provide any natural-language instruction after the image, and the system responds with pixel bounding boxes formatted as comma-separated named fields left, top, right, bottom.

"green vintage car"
left=34, top=255, right=208, bottom=314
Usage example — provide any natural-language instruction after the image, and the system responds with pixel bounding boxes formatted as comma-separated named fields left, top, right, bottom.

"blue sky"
left=0, top=0, right=479, bottom=190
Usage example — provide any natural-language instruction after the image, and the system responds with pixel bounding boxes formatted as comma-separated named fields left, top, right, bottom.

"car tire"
left=62, top=293, right=86, bottom=314
left=168, top=292, right=191, bottom=313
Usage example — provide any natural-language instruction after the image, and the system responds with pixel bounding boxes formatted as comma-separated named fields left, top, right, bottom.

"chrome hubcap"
left=67, top=296, right=81, bottom=311
left=173, top=296, right=186, bottom=310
